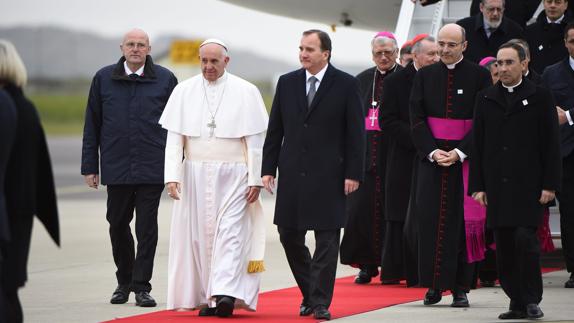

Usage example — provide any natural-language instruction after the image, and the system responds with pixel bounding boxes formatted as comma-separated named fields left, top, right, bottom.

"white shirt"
left=306, top=64, right=328, bottom=94
left=123, top=61, right=144, bottom=76
left=547, top=15, right=565, bottom=24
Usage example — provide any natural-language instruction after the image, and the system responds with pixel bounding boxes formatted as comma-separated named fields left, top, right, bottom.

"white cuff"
left=247, top=148, right=263, bottom=186
left=454, top=148, right=467, bottom=163
left=164, top=131, right=184, bottom=184
left=428, top=149, right=439, bottom=162
left=567, top=110, right=574, bottom=126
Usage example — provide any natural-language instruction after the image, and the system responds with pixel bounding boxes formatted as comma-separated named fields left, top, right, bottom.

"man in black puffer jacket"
left=81, top=28, right=177, bottom=308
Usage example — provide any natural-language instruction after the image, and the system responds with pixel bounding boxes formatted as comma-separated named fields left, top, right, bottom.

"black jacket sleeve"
left=261, top=76, right=285, bottom=177
left=81, top=74, right=103, bottom=175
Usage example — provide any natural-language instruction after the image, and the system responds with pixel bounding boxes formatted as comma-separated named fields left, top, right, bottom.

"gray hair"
left=481, top=0, right=505, bottom=6
left=0, top=39, right=27, bottom=87
left=412, top=36, right=436, bottom=54
left=371, top=36, right=398, bottom=51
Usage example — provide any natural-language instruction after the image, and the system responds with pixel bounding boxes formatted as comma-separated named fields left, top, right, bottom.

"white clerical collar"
left=377, top=64, right=396, bottom=75
left=203, top=70, right=228, bottom=86
left=124, top=61, right=144, bottom=76
left=414, top=62, right=420, bottom=71
left=445, top=56, right=464, bottom=69
left=547, top=15, right=565, bottom=24
left=569, top=56, right=574, bottom=71
left=502, top=78, right=523, bottom=92
left=306, top=64, right=328, bottom=83
left=525, top=69, right=530, bottom=77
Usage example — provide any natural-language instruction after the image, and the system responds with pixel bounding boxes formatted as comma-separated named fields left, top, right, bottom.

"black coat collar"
left=111, top=55, right=157, bottom=82
left=483, top=78, right=537, bottom=114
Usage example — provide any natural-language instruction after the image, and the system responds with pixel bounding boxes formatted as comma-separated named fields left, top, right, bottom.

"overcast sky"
left=1, top=0, right=378, bottom=67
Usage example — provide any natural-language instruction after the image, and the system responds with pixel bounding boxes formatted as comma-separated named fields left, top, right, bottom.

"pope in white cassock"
left=159, top=39, right=268, bottom=317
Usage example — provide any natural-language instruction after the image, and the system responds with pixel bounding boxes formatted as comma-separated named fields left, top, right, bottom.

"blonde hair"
left=0, top=39, right=28, bottom=87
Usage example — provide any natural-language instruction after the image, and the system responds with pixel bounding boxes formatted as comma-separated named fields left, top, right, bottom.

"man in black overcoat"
left=542, top=23, right=574, bottom=288
left=380, top=35, right=439, bottom=287
left=470, top=0, right=541, bottom=28
left=340, top=31, right=401, bottom=285
left=470, top=42, right=562, bottom=320
left=262, top=29, right=365, bottom=321
left=526, top=0, right=572, bottom=74
left=409, top=24, right=492, bottom=307
left=456, top=0, right=524, bottom=64
left=416, top=0, right=540, bottom=28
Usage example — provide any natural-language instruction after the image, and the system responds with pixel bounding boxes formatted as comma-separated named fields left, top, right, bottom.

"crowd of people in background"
left=1, top=0, right=574, bottom=322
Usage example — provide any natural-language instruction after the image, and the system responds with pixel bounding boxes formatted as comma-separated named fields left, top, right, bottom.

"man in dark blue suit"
left=542, top=22, right=574, bottom=288
left=262, top=29, right=365, bottom=321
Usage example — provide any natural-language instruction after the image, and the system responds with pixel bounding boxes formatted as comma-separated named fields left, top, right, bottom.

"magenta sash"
left=427, top=117, right=486, bottom=263
left=427, top=117, right=473, bottom=141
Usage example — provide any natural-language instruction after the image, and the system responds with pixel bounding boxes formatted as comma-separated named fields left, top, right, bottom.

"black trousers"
left=494, top=227, right=542, bottom=310
left=106, top=184, right=163, bottom=293
left=558, top=153, right=574, bottom=274
left=278, top=227, right=340, bottom=309
left=0, top=252, right=22, bottom=323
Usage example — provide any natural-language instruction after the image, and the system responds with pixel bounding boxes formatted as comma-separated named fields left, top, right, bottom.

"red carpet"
left=103, top=276, right=427, bottom=322
left=104, top=268, right=561, bottom=322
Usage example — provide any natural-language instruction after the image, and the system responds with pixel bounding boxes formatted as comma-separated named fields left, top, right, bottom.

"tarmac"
left=19, top=137, right=574, bottom=322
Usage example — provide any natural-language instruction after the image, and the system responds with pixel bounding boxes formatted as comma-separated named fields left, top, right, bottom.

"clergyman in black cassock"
left=262, top=30, right=365, bottom=321
left=409, top=24, right=492, bottom=307
left=380, top=35, right=440, bottom=287
left=340, top=31, right=401, bottom=285
left=470, top=43, right=561, bottom=320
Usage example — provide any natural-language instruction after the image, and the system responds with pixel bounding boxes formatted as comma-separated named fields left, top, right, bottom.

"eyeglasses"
left=372, top=49, right=396, bottom=58
left=484, top=6, right=504, bottom=13
left=124, top=42, right=148, bottom=49
left=437, top=41, right=463, bottom=49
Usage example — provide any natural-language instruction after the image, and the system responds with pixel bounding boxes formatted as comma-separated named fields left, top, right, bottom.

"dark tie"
left=129, top=73, right=139, bottom=80
left=307, top=76, right=318, bottom=108
left=487, top=27, right=497, bottom=38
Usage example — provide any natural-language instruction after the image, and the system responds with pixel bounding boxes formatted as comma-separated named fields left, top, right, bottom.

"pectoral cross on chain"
left=369, top=109, right=378, bottom=127
left=207, top=118, right=216, bottom=137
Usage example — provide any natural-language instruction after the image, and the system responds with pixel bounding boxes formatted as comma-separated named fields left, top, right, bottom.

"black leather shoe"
left=354, top=268, right=378, bottom=284
left=480, top=280, right=495, bottom=287
left=450, top=290, right=469, bottom=308
left=498, top=310, right=527, bottom=319
left=313, top=305, right=331, bottom=320
left=198, top=307, right=217, bottom=316
left=565, top=276, right=574, bottom=288
left=381, top=279, right=401, bottom=285
left=110, top=285, right=130, bottom=304
left=299, top=303, right=313, bottom=316
left=135, top=291, right=157, bottom=307
left=526, top=304, right=544, bottom=319
left=216, top=296, right=235, bottom=317
left=423, top=288, right=442, bottom=305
